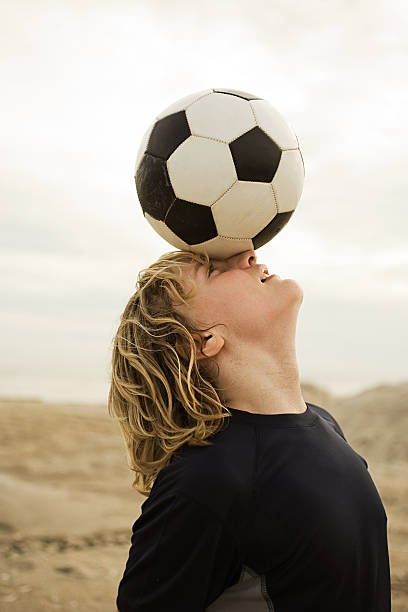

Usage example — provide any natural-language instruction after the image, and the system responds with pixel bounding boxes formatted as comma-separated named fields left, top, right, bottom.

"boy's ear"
left=197, top=333, right=225, bottom=360
left=176, top=333, right=224, bottom=361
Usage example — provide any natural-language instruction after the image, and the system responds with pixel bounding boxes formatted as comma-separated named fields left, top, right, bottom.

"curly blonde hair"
left=108, top=249, right=232, bottom=498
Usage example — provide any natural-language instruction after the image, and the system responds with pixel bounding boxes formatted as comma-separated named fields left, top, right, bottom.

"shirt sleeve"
left=330, top=415, right=348, bottom=442
left=116, top=491, right=242, bottom=612
left=318, top=406, right=370, bottom=469
left=314, top=404, right=349, bottom=442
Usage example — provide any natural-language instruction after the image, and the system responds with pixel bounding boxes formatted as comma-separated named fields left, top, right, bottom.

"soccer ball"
left=135, top=88, right=305, bottom=259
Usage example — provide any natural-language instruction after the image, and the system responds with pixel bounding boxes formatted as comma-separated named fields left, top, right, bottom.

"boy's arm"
left=116, top=491, right=241, bottom=611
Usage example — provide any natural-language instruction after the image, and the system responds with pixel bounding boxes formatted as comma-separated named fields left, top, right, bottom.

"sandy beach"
left=0, top=382, right=407, bottom=611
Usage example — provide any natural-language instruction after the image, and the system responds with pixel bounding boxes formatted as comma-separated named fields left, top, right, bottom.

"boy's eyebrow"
left=193, top=259, right=220, bottom=278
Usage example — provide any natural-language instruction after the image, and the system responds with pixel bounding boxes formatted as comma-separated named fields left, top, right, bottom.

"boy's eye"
left=207, top=263, right=214, bottom=276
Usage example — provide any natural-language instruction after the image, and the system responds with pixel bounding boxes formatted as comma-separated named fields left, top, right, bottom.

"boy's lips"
left=263, top=274, right=276, bottom=282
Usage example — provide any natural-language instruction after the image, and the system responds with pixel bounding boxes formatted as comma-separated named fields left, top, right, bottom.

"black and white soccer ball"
left=135, top=88, right=305, bottom=259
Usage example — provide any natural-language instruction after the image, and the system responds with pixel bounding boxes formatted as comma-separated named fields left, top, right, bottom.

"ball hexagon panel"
left=252, top=210, right=294, bottom=250
left=298, top=147, right=306, bottom=177
left=136, top=154, right=175, bottom=220
left=251, top=100, right=298, bottom=150
left=212, top=181, right=277, bottom=239
left=167, top=136, right=237, bottom=205
left=187, top=235, right=254, bottom=259
left=146, top=111, right=191, bottom=160
left=230, top=127, right=282, bottom=182
left=271, top=149, right=305, bottom=213
left=144, top=212, right=191, bottom=251
left=186, top=93, right=256, bottom=143
left=165, top=199, right=218, bottom=245
left=155, top=89, right=213, bottom=121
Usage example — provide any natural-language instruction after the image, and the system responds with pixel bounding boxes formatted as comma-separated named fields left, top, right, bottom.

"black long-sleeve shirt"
left=116, top=402, right=391, bottom=611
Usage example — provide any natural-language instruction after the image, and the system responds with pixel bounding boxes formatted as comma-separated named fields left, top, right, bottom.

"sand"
left=0, top=382, right=407, bottom=611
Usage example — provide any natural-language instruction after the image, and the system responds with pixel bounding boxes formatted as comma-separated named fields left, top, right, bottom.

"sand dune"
left=0, top=382, right=407, bottom=611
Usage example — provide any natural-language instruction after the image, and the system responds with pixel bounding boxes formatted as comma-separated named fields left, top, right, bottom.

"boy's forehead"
left=178, top=260, right=203, bottom=283
left=189, top=261, right=205, bottom=282
left=193, top=260, right=204, bottom=274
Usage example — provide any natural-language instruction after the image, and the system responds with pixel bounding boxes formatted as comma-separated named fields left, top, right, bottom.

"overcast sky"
left=1, top=0, right=407, bottom=403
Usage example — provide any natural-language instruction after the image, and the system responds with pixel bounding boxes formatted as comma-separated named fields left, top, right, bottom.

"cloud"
left=1, top=0, right=407, bottom=401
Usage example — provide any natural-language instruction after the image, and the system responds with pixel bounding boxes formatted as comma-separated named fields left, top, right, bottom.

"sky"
left=1, top=0, right=407, bottom=403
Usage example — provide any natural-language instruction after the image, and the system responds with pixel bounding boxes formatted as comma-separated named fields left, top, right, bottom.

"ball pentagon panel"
left=167, top=136, right=237, bottom=205
left=212, top=88, right=262, bottom=101
left=186, top=92, right=256, bottom=142
left=146, top=111, right=191, bottom=160
left=229, top=127, right=282, bottom=182
left=136, top=154, right=175, bottom=221
left=165, top=199, right=218, bottom=245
